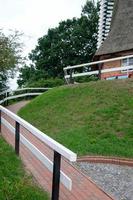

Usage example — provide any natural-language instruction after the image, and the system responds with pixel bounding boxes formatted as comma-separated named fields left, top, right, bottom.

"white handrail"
left=1, top=117, right=72, bottom=190
left=0, top=105, right=77, bottom=162
left=0, top=87, right=77, bottom=193
left=14, top=88, right=52, bottom=92
left=64, top=65, right=133, bottom=79
left=0, top=87, right=52, bottom=105
left=64, top=54, right=133, bottom=70
left=6, top=93, right=42, bottom=100
left=0, top=93, right=43, bottom=104
left=0, top=89, right=11, bottom=96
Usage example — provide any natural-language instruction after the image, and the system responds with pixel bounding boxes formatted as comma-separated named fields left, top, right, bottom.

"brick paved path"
left=1, top=101, right=114, bottom=200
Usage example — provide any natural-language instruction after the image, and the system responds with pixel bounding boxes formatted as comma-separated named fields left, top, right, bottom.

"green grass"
left=0, top=137, right=49, bottom=200
left=18, top=79, right=133, bottom=158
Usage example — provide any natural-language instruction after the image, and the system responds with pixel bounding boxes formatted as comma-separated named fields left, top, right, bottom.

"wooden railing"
left=0, top=105, right=77, bottom=200
left=63, top=54, right=133, bottom=83
left=0, top=87, right=52, bottom=105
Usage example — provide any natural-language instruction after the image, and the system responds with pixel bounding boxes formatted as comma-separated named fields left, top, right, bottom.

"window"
left=129, top=57, right=133, bottom=65
left=121, top=57, right=133, bottom=72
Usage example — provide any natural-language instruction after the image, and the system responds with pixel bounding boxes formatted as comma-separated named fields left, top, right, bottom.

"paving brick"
left=0, top=101, right=115, bottom=200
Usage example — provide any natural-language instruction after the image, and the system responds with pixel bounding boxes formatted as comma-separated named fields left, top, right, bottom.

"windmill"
left=95, top=0, right=133, bottom=80
left=97, top=0, right=114, bottom=49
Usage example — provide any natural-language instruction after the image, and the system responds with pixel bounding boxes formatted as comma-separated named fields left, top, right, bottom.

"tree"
left=17, top=65, right=48, bottom=87
left=0, top=30, right=23, bottom=90
left=18, top=0, right=99, bottom=87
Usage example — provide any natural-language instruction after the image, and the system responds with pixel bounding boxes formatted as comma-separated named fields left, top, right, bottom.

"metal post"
left=70, top=69, right=74, bottom=84
left=98, top=63, right=102, bottom=80
left=25, top=89, right=28, bottom=100
left=3, top=92, right=6, bottom=107
left=15, top=121, right=20, bottom=155
left=6, top=92, right=9, bottom=106
left=51, top=151, right=61, bottom=200
left=64, top=69, right=69, bottom=85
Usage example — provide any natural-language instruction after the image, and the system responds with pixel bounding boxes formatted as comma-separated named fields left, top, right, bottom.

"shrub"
left=27, top=78, right=64, bottom=88
left=75, top=75, right=99, bottom=83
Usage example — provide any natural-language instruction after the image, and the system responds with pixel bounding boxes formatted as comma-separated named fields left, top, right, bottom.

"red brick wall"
left=99, top=50, right=133, bottom=79
left=101, top=60, right=121, bottom=79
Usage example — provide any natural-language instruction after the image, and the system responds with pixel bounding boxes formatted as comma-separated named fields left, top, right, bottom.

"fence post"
left=64, top=69, right=69, bottom=84
left=3, top=92, right=6, bottom=107
left=6, top=91, right=9, bottom=106
left=51, top=151, right=61, bottom=200
left=15, top=121, right=20, bottom=155
left=98, top=63, right=102, bottom=80
left=70, top=69, right=74, bottom=84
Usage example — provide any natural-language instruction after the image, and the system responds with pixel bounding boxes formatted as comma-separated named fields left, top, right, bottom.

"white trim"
left=0, top=106, right=77, bottom=162
left=1, top=117, right=72, bottom=190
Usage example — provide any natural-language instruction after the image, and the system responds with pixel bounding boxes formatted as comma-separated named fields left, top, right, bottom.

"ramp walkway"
left=1, top=101, right=114, bottom=200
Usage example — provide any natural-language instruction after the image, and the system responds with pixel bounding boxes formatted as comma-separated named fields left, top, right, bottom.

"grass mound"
left=0, top=138, right=49, bottom=200
left=19, top=79, right=133, bottom=158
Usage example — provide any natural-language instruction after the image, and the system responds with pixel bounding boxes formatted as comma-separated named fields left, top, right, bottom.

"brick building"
left=95, top=0, right=133, bottom=80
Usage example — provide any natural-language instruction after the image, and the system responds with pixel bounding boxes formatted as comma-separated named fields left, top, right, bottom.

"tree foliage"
left=17, top=65, right=47, bottom=87
left=18, top=0, right=99, bottom=87
left=0, top=30, right=23, bottom=89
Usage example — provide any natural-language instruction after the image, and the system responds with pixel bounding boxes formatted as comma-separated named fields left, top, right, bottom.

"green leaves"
left=18, top=1, right=99, bottom=87
left=0, top=30, right=23, bottom=90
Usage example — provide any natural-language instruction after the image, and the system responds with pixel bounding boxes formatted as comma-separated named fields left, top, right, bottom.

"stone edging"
left=77, top=156, right=133, bottom=167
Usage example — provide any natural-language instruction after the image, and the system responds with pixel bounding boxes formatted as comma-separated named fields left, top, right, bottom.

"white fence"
left=0, top=105, right=77, bottom=200
left=0, top=87, right=52, bottom=105
left=63, top=54, right=133, bottom=83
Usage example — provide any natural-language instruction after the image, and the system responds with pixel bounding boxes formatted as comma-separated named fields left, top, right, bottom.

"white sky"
left=0, top=0, right=90, bottom=89
left=0, top=0, right=88, bottom=57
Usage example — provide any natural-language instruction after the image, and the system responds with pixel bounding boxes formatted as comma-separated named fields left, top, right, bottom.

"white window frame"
left=121, top=57, right=133, bottom=73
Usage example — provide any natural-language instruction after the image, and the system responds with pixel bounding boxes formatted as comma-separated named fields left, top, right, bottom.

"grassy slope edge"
left=19, top=79, right=133, bottom=158
left=0, top=137, right=49, bottom=200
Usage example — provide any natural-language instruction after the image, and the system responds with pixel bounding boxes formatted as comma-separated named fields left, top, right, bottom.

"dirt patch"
left=115, top=131, right=125, bottom=138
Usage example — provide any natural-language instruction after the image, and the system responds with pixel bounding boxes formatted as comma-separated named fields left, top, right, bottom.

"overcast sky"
left=0, top=0, right=94, bottom=89
left=0, top=0, right=89, bottom=57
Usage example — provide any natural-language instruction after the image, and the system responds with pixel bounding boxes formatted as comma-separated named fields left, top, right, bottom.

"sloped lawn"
left=19, top=79, right=133, bottom=158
